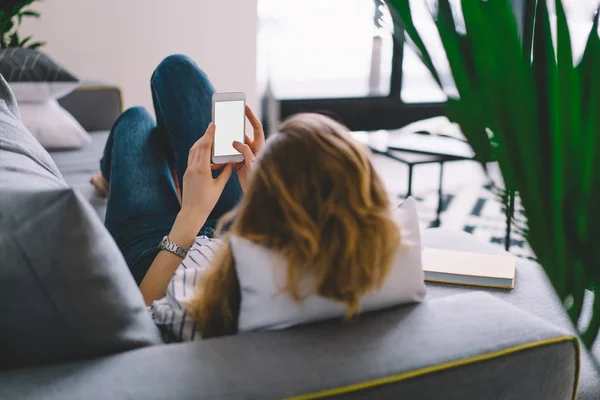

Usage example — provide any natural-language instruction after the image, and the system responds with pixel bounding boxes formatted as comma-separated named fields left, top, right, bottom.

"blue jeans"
left=101, top=55, right=242, bottom=285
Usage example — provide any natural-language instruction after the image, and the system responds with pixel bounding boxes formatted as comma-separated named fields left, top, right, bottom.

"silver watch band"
left=158, top=236, right=189, bottom=259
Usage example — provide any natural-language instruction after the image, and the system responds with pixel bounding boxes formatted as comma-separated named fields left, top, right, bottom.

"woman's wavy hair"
left=187, top=113, right=401, bottom=338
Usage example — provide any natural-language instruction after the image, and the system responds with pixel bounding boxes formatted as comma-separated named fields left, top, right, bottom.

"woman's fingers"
left=232, top=140, right=255, bottom=162
left=245, top=105, right=265, bottom=147
left=245, top=105, right=260, bottom=128
left=188, top=123, right=216, bottom=167
left=197, top=123, right=216, bottom=169
left=188, top=124, right=233, bottom=187
left=215, top=163, right=233, bottom=187
left=188, top=147, right=197, bottom=167
left=201, top=122, right=216, bottom=141
left=191, top=123, right=215, bottom=149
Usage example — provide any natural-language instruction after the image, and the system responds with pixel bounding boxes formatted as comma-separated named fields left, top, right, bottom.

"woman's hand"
left=140, top=124, right=231, bottom=305
left=232, top=105, right=265, bottom=192
left=180, top=122, right=233, bottom=231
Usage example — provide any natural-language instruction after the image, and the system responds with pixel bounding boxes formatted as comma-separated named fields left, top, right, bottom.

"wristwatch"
left=158, top=236, right=189, bottom=259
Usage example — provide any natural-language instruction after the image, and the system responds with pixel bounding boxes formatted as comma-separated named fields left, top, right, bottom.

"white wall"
left=21, top=0, right=258, bottom=115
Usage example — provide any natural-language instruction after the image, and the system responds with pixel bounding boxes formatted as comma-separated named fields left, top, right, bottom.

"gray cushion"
left=423, top=228, right=600, bottom=399
left=0, top=73, right=63, bottom=181
left=0, top=292, right=578, bottom=400
left=58, top=82, right=122, bottom=132
left=0, top=74, right=161, bottom=370
left=0, top=48, right=77, bottom=83
left=0, top=49, right=79, bottom=102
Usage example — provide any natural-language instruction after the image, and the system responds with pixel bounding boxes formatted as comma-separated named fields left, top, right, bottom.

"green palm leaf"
left=389, top=0, right=600, bottom=351
left=0, top=0, right=43, bottom=49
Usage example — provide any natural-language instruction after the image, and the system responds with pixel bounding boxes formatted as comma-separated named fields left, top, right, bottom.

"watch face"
left=159, top=236, right=169, bottom=249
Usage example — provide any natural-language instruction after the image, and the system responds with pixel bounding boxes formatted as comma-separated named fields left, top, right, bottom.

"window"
left=401, top=0, right=452, bottom=103
left=257, top=0, right=395, bottom=99
left=401, top=42, right=447, bottom=103
left=400, top=0, right=599, bottom=104
left=258, top=0, right=446, bottom=131
left=548, top=0, right=599, bottom=62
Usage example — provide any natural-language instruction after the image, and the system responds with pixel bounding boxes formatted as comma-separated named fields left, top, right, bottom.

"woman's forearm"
left=139, top=211, right=207, bottom=306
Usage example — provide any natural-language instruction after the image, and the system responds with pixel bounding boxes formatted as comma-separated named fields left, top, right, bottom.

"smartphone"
left=211, top=92, right=246, bottom=164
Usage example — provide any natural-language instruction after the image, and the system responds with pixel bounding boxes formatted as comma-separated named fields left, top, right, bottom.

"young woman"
left=97, top=55, right=401, bottom=341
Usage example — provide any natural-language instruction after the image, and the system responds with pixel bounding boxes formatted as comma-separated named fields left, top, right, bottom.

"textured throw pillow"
left=0, top=48, right=79, bottom=102
left=0, top=48, right=90, bottom=149
left=0, top=74, right=161, bottom=370
left=18, top=98, right=91, bottom=149
left=232, top=197, right=426, bottom=332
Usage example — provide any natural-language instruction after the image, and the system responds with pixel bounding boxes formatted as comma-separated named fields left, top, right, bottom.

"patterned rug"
left=398, top=184, right=535, bottom=260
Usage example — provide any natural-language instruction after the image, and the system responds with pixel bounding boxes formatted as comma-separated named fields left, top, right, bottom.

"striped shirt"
left=150, top=236, right=222, bottom=342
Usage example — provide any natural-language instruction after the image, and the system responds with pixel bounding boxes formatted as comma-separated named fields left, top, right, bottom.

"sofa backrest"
left=0, top=74, right=161, bottom=370
left=0, top=74, right=63, bottom=183
left=0, top=292, right=579, bottom=400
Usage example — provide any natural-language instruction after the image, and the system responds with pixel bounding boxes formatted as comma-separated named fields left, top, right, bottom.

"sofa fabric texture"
left=424, top=228, right=600, bottom=399
left=0, top=49, right=77, bottom=84
left=0, top=74, right=62, bottom=181
left=0, top=48, right=79, bottom=102
left=0, top=74, right=161, bottom=370
left=0, top=292, right=578, bottom=400
left=58, top=82, right=122, bottom=133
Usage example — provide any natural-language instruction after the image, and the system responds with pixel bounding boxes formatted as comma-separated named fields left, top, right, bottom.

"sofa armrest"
left=0, top=292, right=579, bottom=400
left=58, top=81, right=122, bottom=132
left=423, top=227, right=600, bottom=399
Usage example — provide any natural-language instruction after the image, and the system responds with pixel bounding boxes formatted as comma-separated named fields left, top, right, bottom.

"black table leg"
left=432, top=162, right=444, bottom=227
left=504, top=190, right=515, bottom=252
left=407, top=164, right=414, bottom=198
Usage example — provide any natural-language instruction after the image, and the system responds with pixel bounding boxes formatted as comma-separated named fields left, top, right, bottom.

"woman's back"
left=189, top=113, right=401, bottom=338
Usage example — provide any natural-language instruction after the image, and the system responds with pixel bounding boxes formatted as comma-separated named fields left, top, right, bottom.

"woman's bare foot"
left=91, top=169, right=180, bottom=202
left=90, top=171, right=109, bottom=198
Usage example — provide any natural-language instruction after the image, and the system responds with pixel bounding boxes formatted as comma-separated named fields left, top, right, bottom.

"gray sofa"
left=1, top=76, right=598, bottom=399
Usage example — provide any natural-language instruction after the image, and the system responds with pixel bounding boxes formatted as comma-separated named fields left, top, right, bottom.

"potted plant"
left=387, top=0, right=600, bottom=350
left=0, top=0, right=44, bottom=49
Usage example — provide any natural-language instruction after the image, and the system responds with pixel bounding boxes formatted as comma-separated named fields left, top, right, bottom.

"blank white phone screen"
left=214, top=100, right=244, bottom=157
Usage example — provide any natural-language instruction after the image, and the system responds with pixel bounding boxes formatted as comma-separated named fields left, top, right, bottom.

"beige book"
left=422, top=248, right=516, bottom=289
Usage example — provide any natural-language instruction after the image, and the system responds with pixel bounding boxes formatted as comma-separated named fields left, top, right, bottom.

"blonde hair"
left=188, top=113, right=400, bottom=338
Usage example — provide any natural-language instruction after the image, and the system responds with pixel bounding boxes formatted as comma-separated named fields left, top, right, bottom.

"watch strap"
left=158, top=236, right=189, bottom=259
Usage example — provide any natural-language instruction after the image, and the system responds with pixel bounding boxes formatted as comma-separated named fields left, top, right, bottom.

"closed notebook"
left=422, top=248, right=516, bottom=289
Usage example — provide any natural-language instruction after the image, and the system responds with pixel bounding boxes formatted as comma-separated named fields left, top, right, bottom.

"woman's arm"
left=139, top=211, right=208, bottom=305
left=139, top=123, right=232, bottom=306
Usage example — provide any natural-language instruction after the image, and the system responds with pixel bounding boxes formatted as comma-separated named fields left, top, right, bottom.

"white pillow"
left=10, top=81, right=80, bottom=103
left=231, top=196, right=426, bottom=332
left=18, top=99, right=91, bottom=149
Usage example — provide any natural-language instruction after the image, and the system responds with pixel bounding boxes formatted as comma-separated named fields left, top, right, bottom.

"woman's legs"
left=101, top=55, right=243, bottom=284
left=103, top=107, right=181, bottom=284
left=150, top=55, right=243, bottom=223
